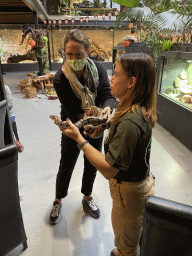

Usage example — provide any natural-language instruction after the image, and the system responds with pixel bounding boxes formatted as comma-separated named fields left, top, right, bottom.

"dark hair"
left=64, top=29, right=89, bottom=51
left=113, top=52, right=157, bottom=127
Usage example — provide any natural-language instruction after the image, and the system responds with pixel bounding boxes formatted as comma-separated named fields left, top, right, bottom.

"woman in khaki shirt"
left=60, top=52, right=157, bottom=256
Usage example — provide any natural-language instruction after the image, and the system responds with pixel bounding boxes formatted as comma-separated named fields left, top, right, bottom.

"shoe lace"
left=88, top=199, right=98, bottom=211
left=51, top=204, right=60, bottom=217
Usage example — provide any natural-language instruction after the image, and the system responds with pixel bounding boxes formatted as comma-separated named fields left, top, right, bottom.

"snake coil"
left=50, top=106, right=110, bottom=139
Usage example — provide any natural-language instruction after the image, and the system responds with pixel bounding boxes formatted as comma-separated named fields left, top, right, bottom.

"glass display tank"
left=157, top=47, right=192, bottom=152
left=160, top=57, right=192, bottom=109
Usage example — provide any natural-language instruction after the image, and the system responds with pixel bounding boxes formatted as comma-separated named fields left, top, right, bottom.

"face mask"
left=66, top=57, right=87, bottom=71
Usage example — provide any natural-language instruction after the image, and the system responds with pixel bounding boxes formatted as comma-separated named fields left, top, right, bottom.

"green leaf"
left=112, top=0, right=139, bottom=7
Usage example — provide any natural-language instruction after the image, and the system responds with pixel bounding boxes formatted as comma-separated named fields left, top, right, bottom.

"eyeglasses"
left=65, top=52, right=85, bottom=59
left=112, top=63, right=116, bottom=72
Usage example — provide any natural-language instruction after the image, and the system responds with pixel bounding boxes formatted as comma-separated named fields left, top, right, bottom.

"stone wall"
left=0, top=28, right=135, bottom=63
left=0, top=29, right=32, bottom=62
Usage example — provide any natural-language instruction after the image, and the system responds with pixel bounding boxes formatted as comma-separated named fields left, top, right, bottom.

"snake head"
left=50, top=115, right=61, bottom=126
left=50, top=115, right=58, bottom=121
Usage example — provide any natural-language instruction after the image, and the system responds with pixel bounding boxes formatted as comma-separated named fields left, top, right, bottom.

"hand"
left=102, top=106, right=112, bottom=123
left=61, top=119, right=82, bottom=142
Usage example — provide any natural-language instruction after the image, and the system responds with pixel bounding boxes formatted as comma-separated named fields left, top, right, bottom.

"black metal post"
left=0, top=57, right=5, bottom=75
left=33, top=10, right=44, bottom=75
left=46, top=22, right=52, bottom=71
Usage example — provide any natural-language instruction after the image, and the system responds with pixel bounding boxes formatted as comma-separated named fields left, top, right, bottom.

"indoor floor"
left=2, top=70, right=192, bottom=256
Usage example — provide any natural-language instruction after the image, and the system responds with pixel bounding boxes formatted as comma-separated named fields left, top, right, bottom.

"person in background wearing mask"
left=50, top=29, right=116, bottom=225
left=5, top=85, right=24, bottom=152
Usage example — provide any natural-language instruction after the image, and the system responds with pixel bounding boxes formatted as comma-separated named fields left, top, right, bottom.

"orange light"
left=29, top=40, right=36, bottom=46
left=127, top=23, right=133, bottom=29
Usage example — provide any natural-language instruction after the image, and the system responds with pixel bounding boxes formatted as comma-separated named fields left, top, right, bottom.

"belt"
left=115, top=177, right=145, bottom=183
left=115, top=172, right=150, bottom=183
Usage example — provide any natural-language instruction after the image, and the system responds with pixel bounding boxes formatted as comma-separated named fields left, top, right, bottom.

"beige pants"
left=109, top=173, right=155, bottom=256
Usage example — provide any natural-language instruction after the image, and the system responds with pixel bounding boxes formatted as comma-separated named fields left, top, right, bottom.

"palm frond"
left=143, top=0, right=175, bottom=13
left=112, top=0, right=139, bottom=7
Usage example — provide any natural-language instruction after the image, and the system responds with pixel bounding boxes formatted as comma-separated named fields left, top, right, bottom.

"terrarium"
left=160, top=57, right=192, bottom=109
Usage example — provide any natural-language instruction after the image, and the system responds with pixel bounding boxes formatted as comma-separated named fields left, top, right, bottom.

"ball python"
left=50, top=106, right=110, bottom=138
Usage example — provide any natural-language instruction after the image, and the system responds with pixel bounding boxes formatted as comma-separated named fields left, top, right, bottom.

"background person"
left=5, top=85, right=24, bottom=152
left=50, top=29, right=116, bottom=225
left=61, top=52, right=157, bottom=256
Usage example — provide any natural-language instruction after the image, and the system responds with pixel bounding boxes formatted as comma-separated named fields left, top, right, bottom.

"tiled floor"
left=3, top=70, right=192, bottom=256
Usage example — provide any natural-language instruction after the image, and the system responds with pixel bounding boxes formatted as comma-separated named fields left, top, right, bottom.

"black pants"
left=56, top=130, right=103, bottom=199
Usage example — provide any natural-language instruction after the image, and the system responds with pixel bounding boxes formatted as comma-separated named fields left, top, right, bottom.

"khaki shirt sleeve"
left=105, top=120, right=141, bottom=171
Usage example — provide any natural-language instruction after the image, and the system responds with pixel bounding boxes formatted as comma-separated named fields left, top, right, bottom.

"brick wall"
left=0, top=28, right=135, bottom=63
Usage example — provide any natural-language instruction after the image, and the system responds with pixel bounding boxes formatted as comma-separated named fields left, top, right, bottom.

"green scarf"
left=62, top=57, right=99, bottom=111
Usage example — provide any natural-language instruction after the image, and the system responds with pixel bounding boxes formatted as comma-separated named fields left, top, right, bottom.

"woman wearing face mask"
left=50, top=29, right=116, bottom=225
left=61, top=52, right=156, bottom=256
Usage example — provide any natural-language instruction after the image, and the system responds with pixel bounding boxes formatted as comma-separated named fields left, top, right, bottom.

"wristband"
left=77, top=140, right=89, bottom=150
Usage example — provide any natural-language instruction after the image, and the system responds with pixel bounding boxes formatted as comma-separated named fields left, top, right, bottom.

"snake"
left=50, top=106, right=109, bottom=138
left=50, top=114, right=108, bottom=129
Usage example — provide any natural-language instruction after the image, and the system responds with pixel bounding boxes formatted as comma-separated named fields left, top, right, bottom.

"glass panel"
left=160, top=57, right=192, bottom=109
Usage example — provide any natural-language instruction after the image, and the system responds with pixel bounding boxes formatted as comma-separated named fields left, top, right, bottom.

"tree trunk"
left=7, top=51, right=36, bottom=63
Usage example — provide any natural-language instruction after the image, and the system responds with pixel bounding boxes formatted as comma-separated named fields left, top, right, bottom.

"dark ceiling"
left=0, top=0, right=46, bottom=25
left=0, top=0, right=126, bottom=29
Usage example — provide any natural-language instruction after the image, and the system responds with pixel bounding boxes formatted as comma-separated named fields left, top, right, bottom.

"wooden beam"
left=0, top=0, right=26, bottom=7
left=63, top=7, right=117, bottom=11
left=0, top=12, right=34, bottom=23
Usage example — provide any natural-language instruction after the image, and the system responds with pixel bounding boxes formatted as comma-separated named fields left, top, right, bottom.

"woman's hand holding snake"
left=50, top=106, right=111, bottom=139
left=50, top=116, right=79, bottom=140
left=61, top=119, right=83, bottom=142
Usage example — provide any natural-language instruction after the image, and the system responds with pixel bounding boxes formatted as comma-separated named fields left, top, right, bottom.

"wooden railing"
left=63, top=7, right=117, bottom=15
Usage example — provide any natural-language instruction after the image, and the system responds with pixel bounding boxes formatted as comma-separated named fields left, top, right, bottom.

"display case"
left=159, top=54, right=192, bottom=109
left=157, top=46, right=192, bottom=151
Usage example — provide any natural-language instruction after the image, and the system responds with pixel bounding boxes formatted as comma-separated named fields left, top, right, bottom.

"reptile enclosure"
left=156, top=43, right=192, bottom=151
